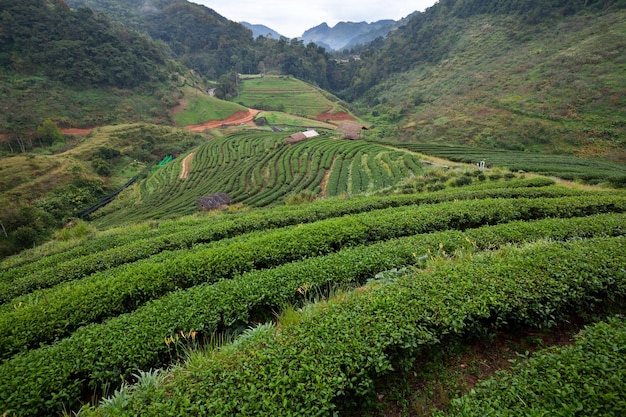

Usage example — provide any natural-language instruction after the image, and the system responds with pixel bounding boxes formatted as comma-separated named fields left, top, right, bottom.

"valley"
left=1, top=0, right=625, bottom=416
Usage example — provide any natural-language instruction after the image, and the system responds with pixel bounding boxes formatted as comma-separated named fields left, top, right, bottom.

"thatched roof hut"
left=196, top=192, right=233, bottom=211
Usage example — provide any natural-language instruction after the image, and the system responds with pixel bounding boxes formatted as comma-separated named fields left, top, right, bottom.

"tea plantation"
left=1, top=175, right=625, bottom=416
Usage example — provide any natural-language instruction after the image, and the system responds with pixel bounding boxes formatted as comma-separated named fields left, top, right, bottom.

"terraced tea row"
left=0, top=178, right=563, bottom=300
left=76, top=236, right=626, bottom=416
left=93, top=131, right=426, bottom=226
left=436, top=317, right=626, bottom=416
left=6, top=194, right=625, bottom=358
left=2, top=213, right=625, bottom=416
left=386, top=141, right=626, bottom=186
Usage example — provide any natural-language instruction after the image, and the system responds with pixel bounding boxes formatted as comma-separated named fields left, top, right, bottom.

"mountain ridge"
left=241, top=21, right=284, bottom=39
left=299, top=18, right=408, bottom=51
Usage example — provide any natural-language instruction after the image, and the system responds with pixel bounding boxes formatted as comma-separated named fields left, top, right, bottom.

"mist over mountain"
left=241, top=22, right=284, bottom=39
left=300, top=19, right=406, bottom=51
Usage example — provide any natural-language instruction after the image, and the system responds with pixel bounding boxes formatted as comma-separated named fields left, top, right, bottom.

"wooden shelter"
left=196, top=192, right=233, bottom=211
left=285, top=129, right=319, bottom=144
left=337, top=122, right=367, bottom=140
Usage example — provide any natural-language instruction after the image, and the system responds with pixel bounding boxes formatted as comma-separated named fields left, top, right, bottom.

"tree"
left=215, top=70, right=240, bottom=99
left=35, top=119, right=63, bottom=146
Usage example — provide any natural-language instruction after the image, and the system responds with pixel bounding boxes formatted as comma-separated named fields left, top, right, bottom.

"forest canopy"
left=0, top=0, right=169, bottom=88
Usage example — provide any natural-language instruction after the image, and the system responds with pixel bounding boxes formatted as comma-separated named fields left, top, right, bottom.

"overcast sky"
left=192, top=1, right=439, bottom=38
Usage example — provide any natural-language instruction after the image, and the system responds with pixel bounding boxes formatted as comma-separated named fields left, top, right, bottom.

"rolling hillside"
left=351, top=0, right=626, bottom=159
left=90, top=130, right=425, bottom=227
left=0, top=123, right=207, bottom=257
left=2, top=0, right=626, bottom=415
left=1, top=179, right=625, bottom=415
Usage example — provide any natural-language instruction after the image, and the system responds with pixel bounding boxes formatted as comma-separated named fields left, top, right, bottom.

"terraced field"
left=385, top=141, right=626, bottom=186
left=1, top=178, right=625, bottom=416
left=91, top=131, right=425, bottom=227
left=236, top=75, right=353, bottom=120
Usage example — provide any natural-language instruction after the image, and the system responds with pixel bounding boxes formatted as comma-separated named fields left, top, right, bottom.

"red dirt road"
left=9, top=109, right=263, bottom=138
left=184, top=109, right=261, bottom=132
left=316, top=110, right=357, bottom=123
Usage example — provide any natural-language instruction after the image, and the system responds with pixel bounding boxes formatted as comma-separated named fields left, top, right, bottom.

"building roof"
left=285, top=130, right=319, bottom=144
left=196, top=192, right=233, bottom=210
left=337, top=122, right=366, bottom=133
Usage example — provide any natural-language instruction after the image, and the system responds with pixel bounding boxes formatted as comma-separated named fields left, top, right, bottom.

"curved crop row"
left=0, top=178, right=566, bottom=302
left=435, top=316, right=626, bottom=416
left=94, top=132, right=429, bottom=226
left=3, top=194, right=625, bottom=360
left=77, top=236, right=626, bottom=416
left=387, top=142, right=626, bottom=186
left=2, top=213, right=625, bottom=416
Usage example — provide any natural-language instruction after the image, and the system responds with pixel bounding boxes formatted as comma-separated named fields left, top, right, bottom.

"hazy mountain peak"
left=240, top=21, right=284, bottom=39
left=300, top=19, right=400, bottom=51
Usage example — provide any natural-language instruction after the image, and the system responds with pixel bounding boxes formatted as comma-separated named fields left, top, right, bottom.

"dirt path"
left=184, top=109, right=261, bottom=132
left=2, top=108, right=261, bottom=139
left=319, top=169, right=332, bottom=197
left=62, top=128, right=94, bottom=135
left=180, top=151, right=196, bottom=179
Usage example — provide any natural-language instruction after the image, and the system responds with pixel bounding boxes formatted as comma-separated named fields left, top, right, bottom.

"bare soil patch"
left=343, top=320, right=585, bottom=417
left=61, top=128, right=93, bottom=136
left=319, top=168, right=332, bottom=196
left=184, top=109, right=261, bottom=132
left=180, top=151, right=196, bottom=179
left=316, top=110, right=357, bottom=122
left=170, top=98, right=189, bottom=116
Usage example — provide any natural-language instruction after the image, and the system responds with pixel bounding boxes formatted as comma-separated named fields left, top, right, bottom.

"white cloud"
left=193, top=0, right=438, bottom=38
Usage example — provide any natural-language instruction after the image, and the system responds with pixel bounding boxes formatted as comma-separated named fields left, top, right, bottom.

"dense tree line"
left=0, top=0, right=170, bottom=88
left=63, top=0, right=352, bottom=91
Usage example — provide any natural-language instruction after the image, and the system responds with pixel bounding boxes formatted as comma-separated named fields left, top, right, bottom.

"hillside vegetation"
left=0, top=124, right=206, bottom=257
left=1, top=179, right=625, bottom=415
left=352, top=0, right=626, bottom=158
left=0, top=0, right=206, bottom=135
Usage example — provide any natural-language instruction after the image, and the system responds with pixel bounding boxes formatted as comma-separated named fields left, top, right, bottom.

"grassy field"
left=172, top=87, right=247, bottom=126
left=236, top=75, right=354, bottom=120
left=254, top=111, right=336, bottom=129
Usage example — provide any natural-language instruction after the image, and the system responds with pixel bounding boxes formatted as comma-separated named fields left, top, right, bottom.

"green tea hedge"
left=1, top=214, right=625, bottom=416
left=0, top=178, right=562, bottom=302
left=2, top=195, right=625, bottom=359
left=77, top=236, right=626, bottom=416
left=436, top=316, right=626, bottom=416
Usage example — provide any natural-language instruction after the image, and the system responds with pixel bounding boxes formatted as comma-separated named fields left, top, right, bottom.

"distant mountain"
left=241, top=22, right=284, bottom=39
left=65, top=0, right=253, bottom=77
left=300, top=18, right=411, bottom=51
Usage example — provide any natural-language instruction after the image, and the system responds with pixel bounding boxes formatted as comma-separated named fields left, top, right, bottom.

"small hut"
left=196, top=192, right=233, bottom=211
left=285, top=129, right=319, bottom=144
left=337, top=122, right=367, bottom=140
